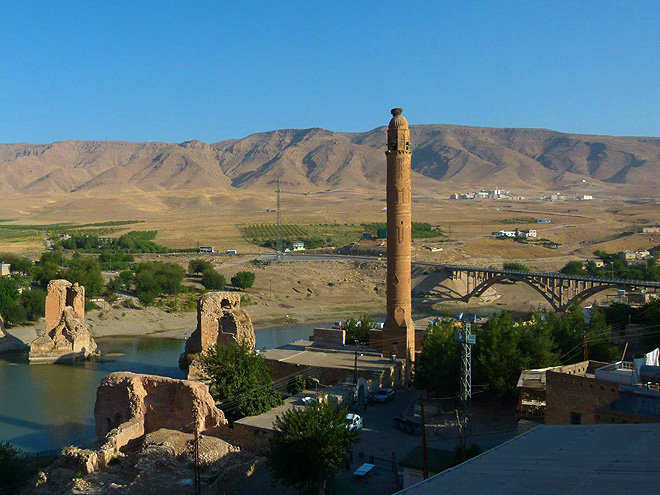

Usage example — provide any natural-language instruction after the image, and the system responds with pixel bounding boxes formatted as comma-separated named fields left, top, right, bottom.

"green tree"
left=134, top=262, right=185, bottom=301
left=604, top=302, right=632, bottom=334
left=64, top=255, right=104, bottom=296
left=503, top=262, right=530, bottom=272
left=3, top=302, right=26, bottom=326
left=519, top=312, right=559, bottom=368
left=0, top=277, right=19, bottom=309
left=636, top=300, right=660, bottom=350
left=231, top=271, right=256, bottom=290
left=414, top=320, right=461, bottom=397
left=118, top=270, right=134, bottom=290
left=188, top=258, right=213, bottom=275
left=201, top=267, right=226, bottom=290
left=560, top=261, right=586, bottom=276
left=0, top=441, right=33, bottom=494
left=33, top=261, right=61, bottom=287
left=476, top=312, right=526, bottom=400
left=286, top=374, right=315, bottom=396
left=0, top=254, right=33, bottom=276
left=586, top=309, right=620, bottom=362
left=267, top=401, right=359, bottom=494
left=199, top=340, right=282, bottom=421
left=344, top=314, right=375, bottom=342
left=19, top=289, right=46, bottom=321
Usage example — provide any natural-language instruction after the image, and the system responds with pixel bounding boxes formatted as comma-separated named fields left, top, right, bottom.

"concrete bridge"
left=415, top=262, right=660, bottom=312
left=275, top=253, right=660, bottom=312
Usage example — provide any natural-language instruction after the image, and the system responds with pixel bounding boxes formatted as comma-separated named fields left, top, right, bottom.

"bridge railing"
left=416, top=262, right=660, bottom=288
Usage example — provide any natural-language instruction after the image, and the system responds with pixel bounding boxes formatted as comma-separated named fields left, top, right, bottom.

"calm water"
left=0, top=322, right=321, bottom=453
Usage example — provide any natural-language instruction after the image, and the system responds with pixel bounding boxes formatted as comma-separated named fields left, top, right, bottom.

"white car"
left=345, top=413, right=363, bottom=431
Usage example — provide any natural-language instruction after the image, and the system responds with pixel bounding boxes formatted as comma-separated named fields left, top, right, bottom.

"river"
left=0, top=322, right=322, bottom=453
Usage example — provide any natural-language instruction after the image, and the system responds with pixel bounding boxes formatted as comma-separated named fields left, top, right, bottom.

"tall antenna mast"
left=276, top=178, right=282, bottom=260
left=456, top=321, right=475, bottom=450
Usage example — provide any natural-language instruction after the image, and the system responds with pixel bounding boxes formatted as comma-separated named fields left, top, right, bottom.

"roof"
left=262, top=340, right=397, bottom=372
left=396, top=424, right=660, bottom=494
left=399, top=447, right=455, bottom=474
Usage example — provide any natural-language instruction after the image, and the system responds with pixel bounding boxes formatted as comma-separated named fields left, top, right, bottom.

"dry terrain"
left=0, top=123, right=657, bottom=339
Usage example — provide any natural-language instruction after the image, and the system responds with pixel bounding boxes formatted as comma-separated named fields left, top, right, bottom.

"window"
left=570, top=412, right=582, bottom=425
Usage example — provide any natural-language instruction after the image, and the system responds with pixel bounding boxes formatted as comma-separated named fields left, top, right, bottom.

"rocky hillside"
left=1, top=125, right=658, bottom=195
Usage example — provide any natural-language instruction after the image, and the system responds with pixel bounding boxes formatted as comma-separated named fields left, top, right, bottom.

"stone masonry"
left=185, top=292, right=255, bottom=378
left=83, top=372, right=228, bottom=473
left=29, top=279, right=98, bottom=363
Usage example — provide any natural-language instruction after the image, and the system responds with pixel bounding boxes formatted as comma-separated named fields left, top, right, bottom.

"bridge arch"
left=564, top=284, right=618, bottom=310
left=467, top=274, right=560, bottom=311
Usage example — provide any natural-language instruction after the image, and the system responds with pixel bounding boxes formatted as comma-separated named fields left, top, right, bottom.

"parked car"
left=345, top=413, right=363, bottom=431
left=373, top=388, right=395, bottom=403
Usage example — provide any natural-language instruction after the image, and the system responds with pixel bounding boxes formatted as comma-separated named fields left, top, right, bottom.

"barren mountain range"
left=1, top=125, right=659, bottom=196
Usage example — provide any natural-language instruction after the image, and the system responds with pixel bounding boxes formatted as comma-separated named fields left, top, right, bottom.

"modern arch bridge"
left=414, top=262, right=660, bottom=312
left=277, top=253, right=659, bottom=312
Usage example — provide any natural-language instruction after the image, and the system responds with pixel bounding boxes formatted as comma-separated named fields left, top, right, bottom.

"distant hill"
left=1, top=125, right=659, bottom=195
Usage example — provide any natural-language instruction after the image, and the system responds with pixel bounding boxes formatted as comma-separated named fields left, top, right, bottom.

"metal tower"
left=276, top=178, right=282, bottom=260
left=455, top=321, right=475, bottom=447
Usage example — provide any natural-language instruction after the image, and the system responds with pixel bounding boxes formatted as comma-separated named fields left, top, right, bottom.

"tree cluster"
left=415, top=304, right=620, bottom=400
left=560, top=251, right=660, bottom=281
left=55, top=230, right=168, bottom=254
left=133, top=262, right=185, bottom=305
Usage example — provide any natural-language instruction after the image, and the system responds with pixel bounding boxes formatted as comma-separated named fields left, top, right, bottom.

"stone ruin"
left=29, top=279, right=98, bottom=363
left=73, top=372, right=228, bottom=474
left=184, top=291, right=256, bottom=379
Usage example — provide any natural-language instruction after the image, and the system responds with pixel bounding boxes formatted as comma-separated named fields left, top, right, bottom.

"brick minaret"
left=371, top=108, right=415, bottom=380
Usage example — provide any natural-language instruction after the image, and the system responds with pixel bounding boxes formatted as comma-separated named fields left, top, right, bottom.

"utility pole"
left=420, top=397, right=428, bottom=480
left=392, top=452, right=401, bottom=491
left=583, top=333, right=589, bottom=361
left=353, top=339, right=359, bottom=406
left=193, top=405, right=201, bottom=495
left=276, top=179, right=282, bottom=260
left=455, top=321, right=475, bottom=448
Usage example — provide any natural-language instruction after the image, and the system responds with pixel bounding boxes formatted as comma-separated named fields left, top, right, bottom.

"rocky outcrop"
left=32, top=429, right=260, bottom=494
left=87, top=372, right=227, bottom=473
left=29, top=280, right=98, bottom=363
left=185, top=291, right=256, bottom=379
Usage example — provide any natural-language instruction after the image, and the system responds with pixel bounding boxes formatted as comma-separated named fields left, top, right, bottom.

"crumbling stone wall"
left=186, top=292, right=255, bottom=354
left=185, top=292, right=256, bottom=378
left=45, top=279, right=85, bottom=332
left=86, top=372, right=227, bottom=473
left=29, top=280, right=97, bottom=363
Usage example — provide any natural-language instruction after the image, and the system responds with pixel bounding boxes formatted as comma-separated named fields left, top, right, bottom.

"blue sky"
left=1, top=1, right=658, bottom=143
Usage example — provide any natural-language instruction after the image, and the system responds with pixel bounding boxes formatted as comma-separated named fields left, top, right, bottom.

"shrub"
left=231, top=271, right=256, bottom=290
left=201, top=267, right=226, bottom=290
left=189, top=259, right=213, bottom=275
